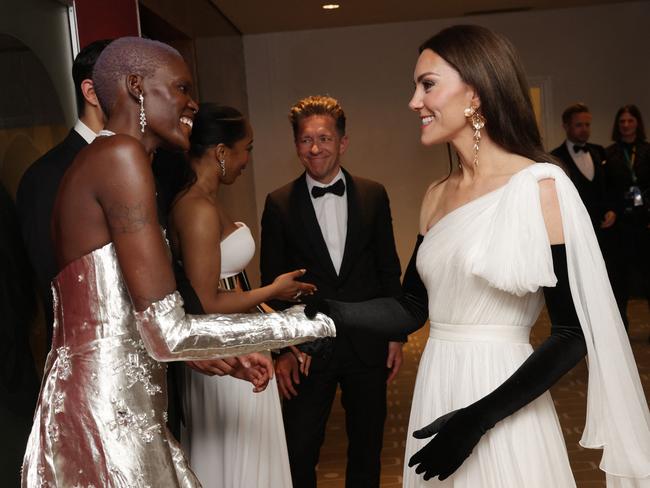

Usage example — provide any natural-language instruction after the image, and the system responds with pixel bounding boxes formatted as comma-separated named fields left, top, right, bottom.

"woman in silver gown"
left=20, top=37, right=334, bottom=487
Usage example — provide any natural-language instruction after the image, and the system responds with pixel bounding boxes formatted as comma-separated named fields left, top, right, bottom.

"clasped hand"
left=186, top=352, right=274, bottom=392
left=408, top=407, right=485, bottom=481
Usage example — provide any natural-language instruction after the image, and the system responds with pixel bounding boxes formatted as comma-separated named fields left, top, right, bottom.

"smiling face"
left=408, top=49, right=475, bottom=147
left=618, top=111, right=639, bottom=142
left=141, top=54, right=198, bottom=151
left=295, top=114, right=348, bottom=184
left=221, top=121, right=254, bottom=185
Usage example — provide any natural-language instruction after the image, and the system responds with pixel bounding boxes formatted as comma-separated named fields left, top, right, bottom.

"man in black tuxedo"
left=551, top=103, right=614, bottom=229
left=16, top=39, right=110, bottom=347
left=260, top=95, right=403, bottom=488
left=551, top=103, right=626, bottom=323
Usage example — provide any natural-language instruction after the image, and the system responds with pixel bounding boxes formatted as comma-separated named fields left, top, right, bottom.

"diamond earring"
left=139, top=94, right=147, bottom=133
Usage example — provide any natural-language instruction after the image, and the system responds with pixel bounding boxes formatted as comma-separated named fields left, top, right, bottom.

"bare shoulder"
left=172, top=191, right=220, bottom=238
left=99, top=134, right=149, bottom=168
left=419, top=177, right=448, bottom=234
left=538, top=178, right=564, bottom=244
left=85, top=135, right=153, bottom=189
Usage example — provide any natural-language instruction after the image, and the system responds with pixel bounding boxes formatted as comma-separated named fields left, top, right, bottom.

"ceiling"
left=210, top=0, right=630, bottom=34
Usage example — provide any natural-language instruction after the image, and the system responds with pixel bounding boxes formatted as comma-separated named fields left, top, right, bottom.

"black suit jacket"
left=604, top=141, right=650, bottom=219
left=551, top=141, right=612, bottom=228
left=16, top=129, right=87, bottom=346
left=260, top=169, right=402, bottom=366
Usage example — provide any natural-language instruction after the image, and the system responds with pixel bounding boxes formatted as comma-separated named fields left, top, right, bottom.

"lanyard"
left=622, top=144, right=637, bottom=183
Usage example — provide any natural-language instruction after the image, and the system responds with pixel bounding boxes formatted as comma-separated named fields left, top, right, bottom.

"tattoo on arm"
left=106, top=202, right=151, bottom=234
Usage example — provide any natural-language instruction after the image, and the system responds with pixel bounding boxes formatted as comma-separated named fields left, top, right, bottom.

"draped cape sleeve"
left=474, top=162, right=650, bottom=486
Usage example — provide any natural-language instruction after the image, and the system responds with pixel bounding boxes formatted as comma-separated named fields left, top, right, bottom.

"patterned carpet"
left=315, top=300, right=650, bottom=487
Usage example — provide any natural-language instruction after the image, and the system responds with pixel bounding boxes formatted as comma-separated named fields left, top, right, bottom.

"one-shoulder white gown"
left=403, top=163, right=650, bottom=488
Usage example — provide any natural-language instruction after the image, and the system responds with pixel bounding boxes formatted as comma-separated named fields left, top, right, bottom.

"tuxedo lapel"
left=337, top=170, right=360, bottom=283
left=558, top=144, right=590, bottom=182
left=292, top=174, right=338, bottom=279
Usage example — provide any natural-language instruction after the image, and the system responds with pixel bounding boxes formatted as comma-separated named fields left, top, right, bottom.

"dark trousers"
left=618, top=217, right=650, bottom=321
left=598, top=227, right=628, bottom=326
left=600, top=217, right=650, bottom=328
left=283, top=337, right=387, bottom=488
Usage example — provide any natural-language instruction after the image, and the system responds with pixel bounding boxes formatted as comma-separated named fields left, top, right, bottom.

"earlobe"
left=470, top=91, right=481, bottom=111
left=81, top=79, right=100, bottom=107
left=126, top=74, right=144, bottom=100
left=339, top=135, right=350, bottom=154
left=215, top=144, right=227, bottom=162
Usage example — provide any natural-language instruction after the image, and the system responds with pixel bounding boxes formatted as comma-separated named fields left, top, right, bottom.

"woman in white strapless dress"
left=169, top=103, right=315, bottom=488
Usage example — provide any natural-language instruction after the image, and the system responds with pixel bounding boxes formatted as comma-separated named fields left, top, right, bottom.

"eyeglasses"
left=297, top=135, right=335, bottom=147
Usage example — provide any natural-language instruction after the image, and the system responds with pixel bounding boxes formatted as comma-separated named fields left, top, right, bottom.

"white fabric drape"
left=473, top=163, right=650, bottom=487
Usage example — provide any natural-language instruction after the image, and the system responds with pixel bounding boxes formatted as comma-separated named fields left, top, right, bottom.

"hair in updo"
left=173, top=103, right=248, bottom=197
left=420, top=25, right=551, bottom=164
left=93, top=36, right=180, bottom=116
left=189, top=103, right=248, bottom=157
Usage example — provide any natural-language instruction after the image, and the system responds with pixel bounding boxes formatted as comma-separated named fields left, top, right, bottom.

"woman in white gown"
left=308, top=25, right=650, bottom=487
left=169, top=103, right=313, bottom=487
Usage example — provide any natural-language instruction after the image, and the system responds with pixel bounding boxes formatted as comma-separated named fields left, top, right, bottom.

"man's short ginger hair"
left=289, top=95, right=346, bottom=139
left=93, top=37, right=181, bottom=116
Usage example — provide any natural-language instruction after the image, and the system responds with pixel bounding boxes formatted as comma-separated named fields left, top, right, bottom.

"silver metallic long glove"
left=134, top=291, right=336, bottom=361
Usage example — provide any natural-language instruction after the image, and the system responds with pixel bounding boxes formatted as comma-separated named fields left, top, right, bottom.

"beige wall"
left=141, top=0, right=261, bottom=283
left=243, top=1, right=650, bottom=268
left=194, top=35, right=261, bottom=284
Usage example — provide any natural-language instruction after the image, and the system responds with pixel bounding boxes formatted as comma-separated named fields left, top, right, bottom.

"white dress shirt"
left=74, top=119, right=98, bottom=144
left=306, top=169, right=348, bottom=275
left=566, top=140, right=594, bottom=181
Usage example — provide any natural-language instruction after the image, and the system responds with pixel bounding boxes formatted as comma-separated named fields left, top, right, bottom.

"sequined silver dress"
left=21, top=242, right=334, bottom=487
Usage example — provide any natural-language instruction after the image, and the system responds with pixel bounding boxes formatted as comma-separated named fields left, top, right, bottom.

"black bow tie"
left=311, top=179, right=346, bottom=198
left=574, top=145, right=589, bottom=153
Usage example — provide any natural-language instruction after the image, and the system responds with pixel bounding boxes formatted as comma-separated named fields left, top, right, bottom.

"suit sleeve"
left=372, top=186, right=402, bottom=297
left=260, top=194, right=291, bottom=310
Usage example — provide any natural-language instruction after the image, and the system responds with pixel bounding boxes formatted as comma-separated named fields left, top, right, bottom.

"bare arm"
left=98, top=137, right=176, bottom=311
left=95, top=137, right=334, bottom=361
left=539, top=178, right=565, bottom=245
left=172, top=197, right=315, bottom=314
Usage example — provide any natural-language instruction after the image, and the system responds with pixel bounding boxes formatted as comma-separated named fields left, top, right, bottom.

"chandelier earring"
left=139, top=94, right=147, bottom=133
left=218, top=158, right=226, bottom=177
left=464, top=105, right=485, bottom=167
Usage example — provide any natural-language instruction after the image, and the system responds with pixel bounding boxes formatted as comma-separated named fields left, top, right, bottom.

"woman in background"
left=169, top=103, right=314, bottom=487
left=604, top=105, right=650, bottom=325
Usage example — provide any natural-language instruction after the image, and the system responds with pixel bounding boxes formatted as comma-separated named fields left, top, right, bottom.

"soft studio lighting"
left=322, top=4, right=340, bottom=9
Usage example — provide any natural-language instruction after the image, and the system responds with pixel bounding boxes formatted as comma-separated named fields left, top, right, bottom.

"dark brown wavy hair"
left=419, top=25, right=554, bottom=169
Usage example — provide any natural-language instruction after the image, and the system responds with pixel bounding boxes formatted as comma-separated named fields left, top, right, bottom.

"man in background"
left=551, top=103, right=625, bottom=324
left=261, top=95, right=403, bottom=488
left=16, top=39, right=110, bottom=347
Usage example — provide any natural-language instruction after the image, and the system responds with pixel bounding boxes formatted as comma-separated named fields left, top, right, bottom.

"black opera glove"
left=408, top=244, right=587, bottom=481
left=303, top=235, right=428, bottom=340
